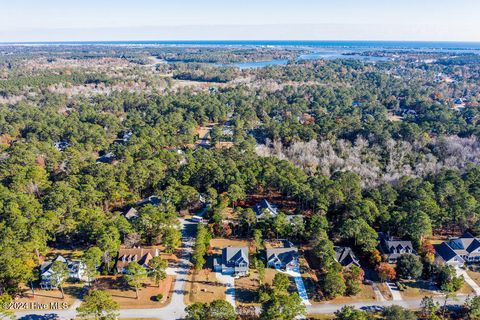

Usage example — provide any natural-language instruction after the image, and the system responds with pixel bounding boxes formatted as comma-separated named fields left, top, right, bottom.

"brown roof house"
left=115, top=247, right=160, bottom=274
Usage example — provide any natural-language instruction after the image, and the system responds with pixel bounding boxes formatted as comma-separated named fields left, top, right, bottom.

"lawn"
left=309, top=284, right=376, bottom=305
left=209, top=238, right=252, bottom=255
left=96, top=275, right=175, bottom=309
left=399, top=280, right=439, bottom=300
left=235, top=268, right=279, bottom=305
left=466, top=270, right=480, bottom=286
left=184, top=269, right=226, bottom=305
left=14, top=282, right=84, bottom=312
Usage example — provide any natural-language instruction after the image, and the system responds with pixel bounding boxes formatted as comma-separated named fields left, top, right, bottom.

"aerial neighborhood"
left=1, top=40, right=480, bottom=320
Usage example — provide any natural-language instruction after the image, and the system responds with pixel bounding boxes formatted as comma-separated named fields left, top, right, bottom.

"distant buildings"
left=214, top=246, right=249, bottom=276
left=115, top=247, right=160, bottom=274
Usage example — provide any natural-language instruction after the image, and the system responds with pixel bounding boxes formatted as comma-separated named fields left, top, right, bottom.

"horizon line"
left=2, top=39, right=480, bottom=45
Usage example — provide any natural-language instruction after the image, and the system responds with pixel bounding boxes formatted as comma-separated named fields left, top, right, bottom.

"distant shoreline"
left=1, top=40, right=480, bottom=50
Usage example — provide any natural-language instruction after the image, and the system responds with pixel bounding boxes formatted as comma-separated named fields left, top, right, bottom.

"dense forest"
left=1, top=44, right=480, bottom=318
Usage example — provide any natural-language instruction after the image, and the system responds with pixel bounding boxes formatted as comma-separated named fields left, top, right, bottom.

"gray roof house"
left=40, top=255, right=87, bottom=289
left=253, top=200, right=279, bottom=221
left=435, top=232, right=480, bottom=267
left=335, top=246, right=361, bottom=268
left=266, top=246, right=299, bottom=271
left=379, top=233, right=415, bottom=263
left=214, top=247, right=249, bottom=276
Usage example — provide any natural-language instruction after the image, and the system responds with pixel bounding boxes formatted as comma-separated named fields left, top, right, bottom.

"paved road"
left=17, top=219, right=197, bottom=320
left=306, top=294, right=471, bottom=315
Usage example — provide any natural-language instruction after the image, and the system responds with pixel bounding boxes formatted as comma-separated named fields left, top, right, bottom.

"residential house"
left=435, top=232, right=480, bottom=268
left=40, top=255, right=87, bottom=289
left=115, top=247, right=160, bottom=274
left=334, top=246, right=361, bottom=268
left=214, top=246, right=249, bottom=276
left=253, top=199, right=279, bottom=221
left=96, top=152, right=115, bottom=164
left=124, top=207, right=139, bottom=220
left=379, top=233, right=415, bottom=263
left=266, top=245, right=299, bottom=271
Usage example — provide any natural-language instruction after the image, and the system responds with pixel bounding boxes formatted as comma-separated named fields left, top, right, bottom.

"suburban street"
left=17, top=219, right=197, bottom=320
left=13, top=220, right=480, bottom=320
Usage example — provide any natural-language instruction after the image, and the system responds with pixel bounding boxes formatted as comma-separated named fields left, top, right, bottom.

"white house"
left=40, top=255, right=87, bottom=289
left=435, top=232, right=480, bottom=267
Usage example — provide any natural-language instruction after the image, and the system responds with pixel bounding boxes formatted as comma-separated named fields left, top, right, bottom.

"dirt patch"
left=184, top=270, right=226, bottom=305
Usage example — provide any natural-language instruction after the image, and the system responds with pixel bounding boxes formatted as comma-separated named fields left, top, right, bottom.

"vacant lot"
left=235, top=268, right=279, bottom=305
left=96, top=275, right=174, bottom=309
left=184, top=269, right=226, bottom=305
left=310, top=283, right=376, bottom=305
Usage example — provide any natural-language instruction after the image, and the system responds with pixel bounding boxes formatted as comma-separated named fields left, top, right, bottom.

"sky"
left=1, top=0, right=480, bottom=42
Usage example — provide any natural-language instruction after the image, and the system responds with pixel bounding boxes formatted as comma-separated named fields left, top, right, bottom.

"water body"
left=232, top=51, right=389, bottom=69
left=6, top=40, right=480, bottom=50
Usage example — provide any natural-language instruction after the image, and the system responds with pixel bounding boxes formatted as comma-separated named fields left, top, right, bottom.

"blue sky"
left=1, top=0, right=480, bottom=42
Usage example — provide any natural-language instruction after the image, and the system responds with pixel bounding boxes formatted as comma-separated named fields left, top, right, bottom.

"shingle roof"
left=334, top=247, right=360, bottom=267
left=266, top=247, right=299, bottom=266
left=435, top=242, right=461, bottom=263
left=223, top=247, right=249, bottom=266
left=253, top=199, right=278, bottom=217
left=116, top=247, right=159, bottom=271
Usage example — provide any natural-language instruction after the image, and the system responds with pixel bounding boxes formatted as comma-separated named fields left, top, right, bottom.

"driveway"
left=385, top=281, right=403, bottom=301
left=215, top=273, right=236, bottom=307
left=456, top=267, right=480, bottom=295
left=282, top=267, right=311, bottom=306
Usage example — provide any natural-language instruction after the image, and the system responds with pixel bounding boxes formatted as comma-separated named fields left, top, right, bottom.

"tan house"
left=115, top=247, right=160, bottom=273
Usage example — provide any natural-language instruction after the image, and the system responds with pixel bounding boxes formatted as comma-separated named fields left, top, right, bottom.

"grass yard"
left=399, top=280, right=438, bottom=300
left=466, top=270, right=480, bottom=286
left=235, top=270, right=261, bottom=305
left=378, top=283, right=393, bottom=301
left=459, top=281, right=475, bottom=295
left=96, top=275, right=174, bottom=309
left=184, top=269, right=226, bottom=305
left=308, top=315, right=336, bottom=320
left=14, top=283, right=84, bottom=312
left=309, top=284, right=376, bottom=305
left=235, top=267, right=298, bottom=305
left=209, top=238, right=252, bottom=255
